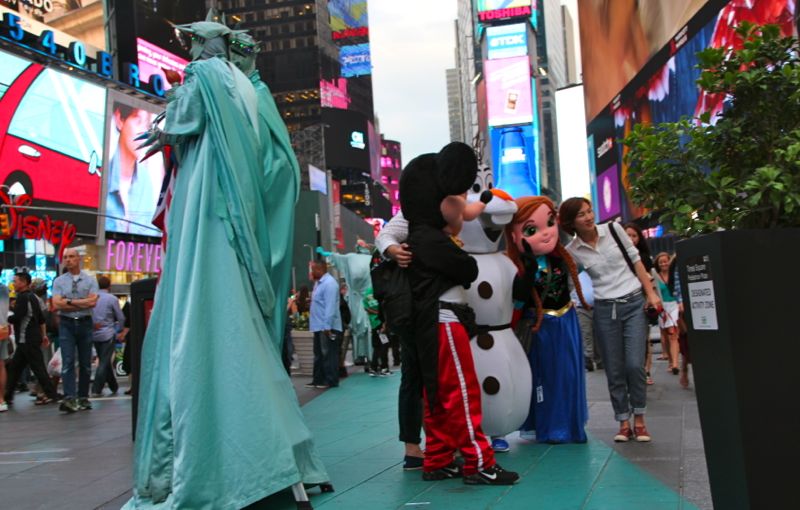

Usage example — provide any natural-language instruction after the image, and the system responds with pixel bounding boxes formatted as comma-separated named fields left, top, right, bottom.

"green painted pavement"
left=253, top=373, right=700, bottom=510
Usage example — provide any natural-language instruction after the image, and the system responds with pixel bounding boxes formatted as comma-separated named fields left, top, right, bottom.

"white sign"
left=350, top=131, right=366, bottom=149
left=687, top=280, right=718, bottom=330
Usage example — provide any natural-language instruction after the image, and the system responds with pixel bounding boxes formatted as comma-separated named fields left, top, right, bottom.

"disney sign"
left=0, top=191, right=77, bottom=260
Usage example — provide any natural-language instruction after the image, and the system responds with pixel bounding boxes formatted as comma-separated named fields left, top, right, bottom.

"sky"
left=369, top=0, right=458, bottom=166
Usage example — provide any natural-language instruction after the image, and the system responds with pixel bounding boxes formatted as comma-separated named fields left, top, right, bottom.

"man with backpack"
left=3, top=272, right=59, bottom=407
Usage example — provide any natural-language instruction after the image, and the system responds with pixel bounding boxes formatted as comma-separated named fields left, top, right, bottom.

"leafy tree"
left=623, top=22, right=800, bottom=236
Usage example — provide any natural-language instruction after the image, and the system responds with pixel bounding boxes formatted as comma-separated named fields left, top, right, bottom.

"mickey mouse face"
left=470, top=164, right=494, bottom=196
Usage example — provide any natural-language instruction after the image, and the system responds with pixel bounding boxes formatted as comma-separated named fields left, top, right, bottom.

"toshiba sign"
left=478, top=5, right=532, bottom=23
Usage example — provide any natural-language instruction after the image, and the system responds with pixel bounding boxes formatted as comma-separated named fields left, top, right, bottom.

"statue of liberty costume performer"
left=125, top=14, right=329, bottom=510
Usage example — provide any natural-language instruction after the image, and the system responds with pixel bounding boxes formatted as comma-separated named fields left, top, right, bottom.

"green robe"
left=249, top=70, right=300, bottom=349
left=329, top=252, right=373, bottom=359
left=125, top=57, right=328, bottom=510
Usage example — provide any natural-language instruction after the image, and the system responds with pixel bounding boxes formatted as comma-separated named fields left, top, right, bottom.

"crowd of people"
left=0, top=248, right=130, bottom=414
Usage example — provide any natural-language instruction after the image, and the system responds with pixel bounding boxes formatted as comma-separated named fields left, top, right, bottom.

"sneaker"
left=314, top=384, right=330, bottom=389
left=463, top=464, right=519, bottom=485
left=403, top=455, right=424, bottom=471
left=614, top=426, right=634, bottom=442
left=634, top=426, right=652, bottom=442
left=519, top=430, right=536, bottom=441
left=367, top=369, right=378, bottom=377
left=491, top=437, right=510, bottom=452
left=78, top=398, right=92, bottom=411
left=422, top=462, right=462, bottom=481
left=379, top=369, right=392, bottom=377
left=59, top=398, right=79, bottom=413
left=0, top=402, right=8, bottom=412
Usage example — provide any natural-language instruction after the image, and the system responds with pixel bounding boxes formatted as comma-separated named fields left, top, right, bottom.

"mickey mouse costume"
left=399, top=142, right=519, bottom=485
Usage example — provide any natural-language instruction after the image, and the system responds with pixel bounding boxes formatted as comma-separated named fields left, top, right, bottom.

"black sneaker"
left=78, top=398, right=92, bottom=411
left=403, top=455, right=424, bottom=471
left=422, top=462, right=462, bottom=481
left=463, top=464, right=520, bottom=485
left=59, top=398, right=79, bottom=413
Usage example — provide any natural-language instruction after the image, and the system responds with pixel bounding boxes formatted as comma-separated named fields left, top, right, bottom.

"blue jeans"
left=59, top=317, right=94, bottom=399
left=312, top=331, right=340, bottom=387
left=593, top=292, right=648, bottom=422
left=92, top=340, right=118, bottom=394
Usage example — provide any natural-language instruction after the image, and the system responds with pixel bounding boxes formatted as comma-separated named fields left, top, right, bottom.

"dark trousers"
left=92, top=341, right=118, bottom=394
left=389, top=333, right=401, bottom=366
left=370, top=329, right=389, bottom=371
left=4, top=341, right=58, bottom=402
left=59, top=317, right=93, bottom=399
left=312, top=331, right=340, bottom=387
left=398, top=333, right=423, bottom=444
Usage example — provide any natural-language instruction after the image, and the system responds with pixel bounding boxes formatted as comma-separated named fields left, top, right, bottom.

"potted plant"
left=623, top=23, right=800, bottom=510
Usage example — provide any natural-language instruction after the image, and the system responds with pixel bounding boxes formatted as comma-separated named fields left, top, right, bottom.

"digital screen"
left=0, top=48, right=106, bottom=234
left=476, top=0, right=536, bottom=29
left=322, top=107, right=371, bottom=172
left=486, top=23, right=528, bottom=60
left=320, top=78, right=351, bottom=109
left=100, top=90, right=165, bottom=236
left=485, top=56, right=533, bottom=127
left=340, top=44, right=372, bottom=77
left=584, top=0, right=797, bottom=222
left=596, top=164, right=621, bottom=222
left=329, top=0, right=369, bottom=32
left=136, top=38, right=188, bottom=92
left=579, top=0, right=712, bottom=121
left=489, top=124, right=539, bottom=199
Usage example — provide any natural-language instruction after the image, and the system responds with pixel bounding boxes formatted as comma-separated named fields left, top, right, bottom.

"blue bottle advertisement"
left=491, top=125, right=539, bottom=198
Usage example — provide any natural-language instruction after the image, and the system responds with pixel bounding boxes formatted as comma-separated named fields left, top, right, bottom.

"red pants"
left=423, top=322, right=495, bottom=476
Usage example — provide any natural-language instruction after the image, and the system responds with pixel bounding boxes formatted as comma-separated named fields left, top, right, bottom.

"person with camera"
left=558, top=198, right=662, bottom=443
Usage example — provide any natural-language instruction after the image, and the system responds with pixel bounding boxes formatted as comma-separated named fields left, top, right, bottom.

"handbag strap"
left=607, top=222, right=637, bottom=277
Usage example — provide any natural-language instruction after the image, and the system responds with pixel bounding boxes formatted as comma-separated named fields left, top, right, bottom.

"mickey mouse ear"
left=435, top=142, right=478, bottom=196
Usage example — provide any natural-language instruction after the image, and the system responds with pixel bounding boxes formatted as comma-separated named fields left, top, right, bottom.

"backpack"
left=370, top=259, right=413, bottom=335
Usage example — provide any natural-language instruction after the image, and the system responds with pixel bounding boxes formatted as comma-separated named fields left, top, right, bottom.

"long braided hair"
left=505, top=196, right=589, bottom=332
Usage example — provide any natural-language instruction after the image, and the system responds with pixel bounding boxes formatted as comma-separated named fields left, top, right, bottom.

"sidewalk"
left=0, top=355, right=711, bottom=509
left=253, top=356, right=710, bottom=510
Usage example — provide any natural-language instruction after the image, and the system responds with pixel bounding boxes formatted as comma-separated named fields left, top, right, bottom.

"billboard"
left=489, top=124, right=539, bottom=199
left=100, top=90, right=165, bottom=237
left=476, top=0, right=537, bottom=30
left=486, top=23, right=528, bottom=60
left=555, top=85, right=591, bottom=199
left=136, top=38, right=188, bottom=92
left=0, top=48, right=106, bottom=236
left=309, top=164, right=328, bottom=194
left=596, top=164, right=621, bottom=222
left=579, top=0, right=715, bottom=121
left=584, top=0, right=797, bottom=222
left=340, top=44, right=372, bottom=77
left=1, top=0, right=106, bottom=50
left=485, top=56, right=533, bottom=127
left=322, top=107, right=371, bottom=172
left=320, top=78, right=351, bottom=109
left=329, top=0, right=369, bottom=32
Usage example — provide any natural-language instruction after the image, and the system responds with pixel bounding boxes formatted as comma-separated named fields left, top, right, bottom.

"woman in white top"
left=558, top=198, right=662, bottom=443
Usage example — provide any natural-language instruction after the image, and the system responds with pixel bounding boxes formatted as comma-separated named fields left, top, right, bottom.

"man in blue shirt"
left=52, top=248, right=99, bottom=413
left=91, top=275, right=127, bottom=397
left=308, top=260, right=342, bottom=389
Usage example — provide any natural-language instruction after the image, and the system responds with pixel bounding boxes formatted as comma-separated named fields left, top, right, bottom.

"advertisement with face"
left=585, top=0, right=797, bottom=222
left=100, top=90, right=165, bottom=237
left=579, top=0, right=714, bottom=122
left=485, top=56, right=533, bottom=127
left=0, top=48, right=106, bottom=235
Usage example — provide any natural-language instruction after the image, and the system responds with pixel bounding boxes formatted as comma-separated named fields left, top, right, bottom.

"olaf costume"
left=460, top=167, right=532, bottom=437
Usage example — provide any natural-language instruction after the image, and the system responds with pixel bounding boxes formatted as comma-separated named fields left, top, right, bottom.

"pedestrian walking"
left=91, top=276, right=127, bottom=397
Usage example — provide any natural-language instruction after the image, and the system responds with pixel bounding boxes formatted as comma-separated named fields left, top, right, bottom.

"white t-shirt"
left=565, top=222, right=642, bottom=300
